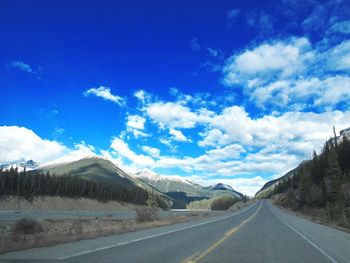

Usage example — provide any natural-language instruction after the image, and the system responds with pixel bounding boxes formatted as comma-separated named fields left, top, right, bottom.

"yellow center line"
left=182, top=201, right=263, bottom=263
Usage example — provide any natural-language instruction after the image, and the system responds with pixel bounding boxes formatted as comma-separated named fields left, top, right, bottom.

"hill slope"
left=39, top=157, right=164, bottom=195
left=135, top=171, right=244, bottom=205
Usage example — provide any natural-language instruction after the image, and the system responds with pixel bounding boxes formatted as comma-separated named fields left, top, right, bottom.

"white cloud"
left=110, top=138, right=155, bottom=168
left=222, top=37, right=350, bottom=111
left=134, top=89, right=150, bottom=104
left=0, top=126, right=68, bottom=163
left=146, top=102, right=199, bottom=129
left=127, top=115, right=145, bottom=130
left=205, top=144, right=245, bottom=160
left=249, top=76, right=350, bottom=109
left=10, top=61, right=33, bottom=73
left=327, top=40, right=350, bottom=72
left=41, top=141, right=97, bottom=167
left=199, top=106, right=350, bottom=149
left=142, top=146, right=160, bottom=158
left=84, top=86, right=124, bottom=105
left=126, top=115, right=148, bottom=138
left=169, top=128, right=188, bottom=142
left=223, top=37, right=313, bottom=86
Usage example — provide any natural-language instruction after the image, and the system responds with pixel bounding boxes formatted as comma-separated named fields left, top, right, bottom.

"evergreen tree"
left=327, top=148, right=343, bottom=203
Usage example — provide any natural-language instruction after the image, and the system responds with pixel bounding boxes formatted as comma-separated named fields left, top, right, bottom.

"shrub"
left=12, top=217, right=43, bottom=235
left=211, top=195, right=237, bottom=210
left=156, top=196, right=170, bottom=210
left=136, top=195, right=159, bottom=223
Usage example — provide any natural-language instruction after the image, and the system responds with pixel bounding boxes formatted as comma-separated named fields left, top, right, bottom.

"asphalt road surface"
left=1, top=200, right=349, bottom=263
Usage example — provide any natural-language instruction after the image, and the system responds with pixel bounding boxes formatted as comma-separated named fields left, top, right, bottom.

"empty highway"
left=1, top=200, right=349, bottom=263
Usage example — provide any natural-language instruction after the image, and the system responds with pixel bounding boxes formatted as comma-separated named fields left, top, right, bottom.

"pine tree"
left=327, top=148, right=343, bottom=203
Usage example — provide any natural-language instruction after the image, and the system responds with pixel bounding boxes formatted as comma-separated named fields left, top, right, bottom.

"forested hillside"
left=269, top=130, right=350, bottom=226
left=0, top=168, right=168, bottom=209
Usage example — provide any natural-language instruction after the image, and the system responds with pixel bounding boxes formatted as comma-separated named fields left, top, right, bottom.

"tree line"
left=0, top=168, right=157, bottom=206
left=272, top=129, right=350, bottom=220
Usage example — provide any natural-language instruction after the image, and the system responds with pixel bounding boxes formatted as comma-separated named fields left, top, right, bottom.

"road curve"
left=1, top=200, right=349, bottom=263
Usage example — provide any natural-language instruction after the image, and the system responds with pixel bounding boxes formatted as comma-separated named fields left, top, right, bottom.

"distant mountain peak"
left=39, top=154, right=97, bottom=169
left=134, top=170, right=193, bottom=185
left=212, top=183, right=235, bottom=191
left=0, top=159, right=39, bottom=171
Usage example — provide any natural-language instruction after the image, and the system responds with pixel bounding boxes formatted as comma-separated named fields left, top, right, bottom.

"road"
left=1, top=200, right=349, bottom=263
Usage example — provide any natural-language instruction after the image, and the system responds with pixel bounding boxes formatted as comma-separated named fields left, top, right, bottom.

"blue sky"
left=1, top=0, right=350, bottom=195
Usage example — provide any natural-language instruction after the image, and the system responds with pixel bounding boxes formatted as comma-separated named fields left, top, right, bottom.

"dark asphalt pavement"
left=1, top=200, right=349, bottom=263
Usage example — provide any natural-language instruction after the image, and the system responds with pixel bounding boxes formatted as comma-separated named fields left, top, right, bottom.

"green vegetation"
left=211, top=195, right=237, bottom=210
left=187, top=195, right=239, bottom=211
left=271, top=130, right=350, bottom=225
left=0, top=168, right=168, bottom=207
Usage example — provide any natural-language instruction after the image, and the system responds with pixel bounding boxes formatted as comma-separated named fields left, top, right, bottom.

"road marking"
left=58, top=203, right=257, bottom=260
left=183, top=201, right=263, bottom=263
left=270, top=204, right=339, bottom=263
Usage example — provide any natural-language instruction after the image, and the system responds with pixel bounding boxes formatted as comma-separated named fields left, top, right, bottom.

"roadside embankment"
left=0, top=196, right=138, bottom=211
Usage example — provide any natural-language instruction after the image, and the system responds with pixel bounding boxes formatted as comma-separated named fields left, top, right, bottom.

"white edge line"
left=270, top=203, right=339, bottom=263
left=58, top=202, right=258, bottom=260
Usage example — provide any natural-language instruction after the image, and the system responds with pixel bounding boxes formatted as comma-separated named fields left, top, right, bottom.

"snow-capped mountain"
left=134, top=170, right=244, bottom=199
left=0, top=159, right=39, bottom=171
left=134, top=170, right=202, bottom=195
left=206, top=183, right=245, bottom=199
left=39, top=154, right=96, bottom=169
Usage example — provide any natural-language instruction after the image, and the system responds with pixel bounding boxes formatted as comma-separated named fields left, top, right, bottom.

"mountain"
left=134, top=170, right=205, bottom=196
left=135, top=170, right=244, bottom=205
left=39, top=156, right=163, bottom=194
left=35, top=156, right=244, bottom=207
left=0, top=159, right=39, bottom=171
left=256, top=126, right=350, bottom=198
left=208, top=183, right=245, bottom=199
left=255, top=168, right=297, bottom=198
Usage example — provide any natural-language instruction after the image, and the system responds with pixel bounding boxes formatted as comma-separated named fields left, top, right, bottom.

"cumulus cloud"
left=146, top=102, right=199, bottom=129
left=134, top=89, right=151, bottom=104
left=41, top=141, right=97, bottom=167
left=84, top=86, right=124, bottom=105
left=222, top=36, right=350, bottom=111
left=0, top=126, right=68, bottom=163
left=110, top=138, right=155, bottom=168
left=199, top=106, right=350, bottom=148
left=126, top=115, right=148, bottom=137
left=250, top=76, right=350, bottom=109
left=169, top=128, right=188, bottom=142
left=327, top=40, right=350, bottom=72
left=142, top=146, right=160, bottom=158
left=222, top=37, right=313, bottom=86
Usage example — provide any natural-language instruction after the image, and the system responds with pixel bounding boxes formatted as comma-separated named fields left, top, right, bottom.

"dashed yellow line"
left=182, top=201, right=263, bottom=263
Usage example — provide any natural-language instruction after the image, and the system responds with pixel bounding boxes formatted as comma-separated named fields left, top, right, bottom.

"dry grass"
left=0, top=196, right=140, bottom=211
